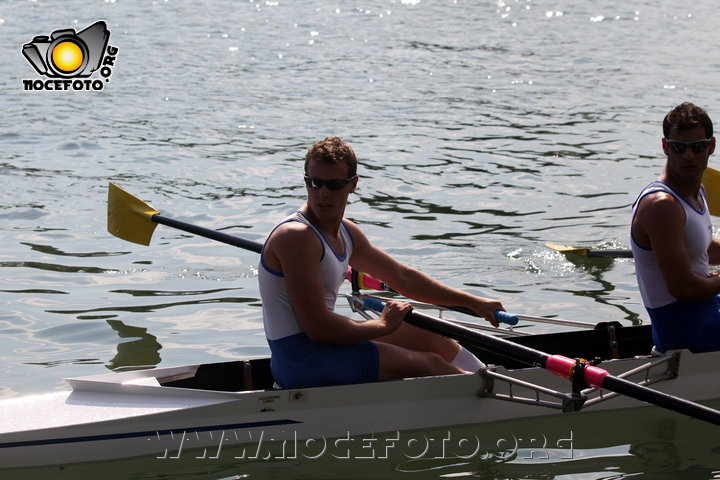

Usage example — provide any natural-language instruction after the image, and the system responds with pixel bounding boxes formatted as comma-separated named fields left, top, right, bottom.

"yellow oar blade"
left=107, top=182, right=160, bottom=246
left=546, top=243, right=632, bottom=258
left=545, top=243, right=590, bottom=256
left=702, top=167, right=720, bottom=217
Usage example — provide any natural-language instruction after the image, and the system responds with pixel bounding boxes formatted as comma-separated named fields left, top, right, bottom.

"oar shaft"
left=515, top=314, right=594, bottom=329
left=152, top=214, right=262, bottom=253
left=602, top=374, right=720, bottom=426
left=545, top=354, right=720, bottom=426
left=403, top=309, right=549, bottom=367
left=587, top=249, right=632, bottom=258
left=365, top=299, right=720, bottom=426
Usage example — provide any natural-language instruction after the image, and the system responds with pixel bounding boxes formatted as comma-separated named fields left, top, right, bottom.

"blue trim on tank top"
left=296, top=211, right=350, bottom=261
left=631, top=181, right=708, bottom=251
left=259, top=211, right=353, bottom=276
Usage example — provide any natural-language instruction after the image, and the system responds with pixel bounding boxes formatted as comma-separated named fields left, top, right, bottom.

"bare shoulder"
left=636, top=190, right=683, bottom=221
left=633, top=190, right=685, bottom=248
left=264, top=221, right=322, bottom=271
left=268, top=221, right=319, bottom=251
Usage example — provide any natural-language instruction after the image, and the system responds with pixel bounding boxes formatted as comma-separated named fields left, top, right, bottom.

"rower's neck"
left=299, top=205, right=342, bottom=238
left=659, top=173, right=703, bottom=207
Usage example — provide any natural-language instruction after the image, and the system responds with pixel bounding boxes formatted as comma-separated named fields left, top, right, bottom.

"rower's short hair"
left=663, top=102, right=714, bottom=138
left=304, top=137, right=357, bottom=177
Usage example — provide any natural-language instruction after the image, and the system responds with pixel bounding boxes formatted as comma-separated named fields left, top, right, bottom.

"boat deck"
left=159, top=323, right=654, bottom=393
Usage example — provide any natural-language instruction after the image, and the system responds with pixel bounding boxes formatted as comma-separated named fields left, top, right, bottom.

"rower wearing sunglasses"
left=631, top=102, right=720, bottom=353
left=259, top=136, right=505, bottom=389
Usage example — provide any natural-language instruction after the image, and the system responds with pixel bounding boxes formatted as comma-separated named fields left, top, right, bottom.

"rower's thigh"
left=374, top=341, right=462, bottom=381
left=375, top=322, right=458, bottom=360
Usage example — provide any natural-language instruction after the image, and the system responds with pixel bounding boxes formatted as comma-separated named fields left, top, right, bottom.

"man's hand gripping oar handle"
left=362, top=297, right=519, bottom=328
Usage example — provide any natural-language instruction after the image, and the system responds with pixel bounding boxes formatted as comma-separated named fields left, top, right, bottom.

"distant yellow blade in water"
left=545, top=243, right=592, bottom=256
left=545, top=243, right=633, bottom=258
left=107, top=182, right=160, bottom=246
left=702, top=167, right=720, bottom=217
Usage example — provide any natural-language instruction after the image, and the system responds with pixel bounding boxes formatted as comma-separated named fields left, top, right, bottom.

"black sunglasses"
left=304, top=174, right=357, bottom=191
left=665, top=138, right=713, bottom=154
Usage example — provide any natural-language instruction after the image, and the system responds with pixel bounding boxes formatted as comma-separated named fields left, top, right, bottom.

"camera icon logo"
left=23, top=21, right=109, bottom=78
left=22, top=21, right=118, bottom=91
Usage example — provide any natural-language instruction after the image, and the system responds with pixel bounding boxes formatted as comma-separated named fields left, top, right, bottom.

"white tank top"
left=259, top=211, right=354, bottom=340
left=630, top=181, right=711, bottom=308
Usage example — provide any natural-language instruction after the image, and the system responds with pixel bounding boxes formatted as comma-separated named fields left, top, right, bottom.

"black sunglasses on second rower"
left=665, top=138, right=713, bottom=154
left=304, top=175, right=357, bottom=191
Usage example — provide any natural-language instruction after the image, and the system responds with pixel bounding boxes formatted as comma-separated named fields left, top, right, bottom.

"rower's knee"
left=377, top=343, right=463, bottom=380
left=423, top=351, right=461, bottom=374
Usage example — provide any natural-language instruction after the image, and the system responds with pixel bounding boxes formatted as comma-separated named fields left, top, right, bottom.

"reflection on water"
left=543, top=251, right=643, bottom=325
left=106, top=319, right=162, bottom=371
left=19, top=242, right=129, bottom=258
left=0, top=261, right=114, bottom=274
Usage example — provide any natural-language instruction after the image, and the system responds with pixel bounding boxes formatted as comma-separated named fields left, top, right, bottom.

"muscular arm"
left=263, top=222, right=405, bottom=344
left=708, top=238, right=720, bottom=265
left=633, top=192, right=720, bottom=300
left=346, top=221, right=504, bottom=327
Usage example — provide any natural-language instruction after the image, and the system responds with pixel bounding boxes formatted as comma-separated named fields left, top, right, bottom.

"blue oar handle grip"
left=363, top=297, right=387, bottom=313
left=362, top=298, right=518, bottom=326
left=495, top=310, right=519, bottom=326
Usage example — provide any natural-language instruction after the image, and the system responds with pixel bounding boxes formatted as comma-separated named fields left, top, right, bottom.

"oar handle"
left=350, top=269, right=519, bottom=325
left=362, top=297, right=518, bottom=326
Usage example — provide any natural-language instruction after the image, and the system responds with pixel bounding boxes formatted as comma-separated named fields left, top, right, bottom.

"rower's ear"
left=662, top=137, right=670, bottom=156
left=709, top=137, right=716, bottom=156
left=350, top=175, right=359, bottom=193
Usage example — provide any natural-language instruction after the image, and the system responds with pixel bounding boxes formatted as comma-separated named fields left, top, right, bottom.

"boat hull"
left=1, top=325, right=718, bottom=468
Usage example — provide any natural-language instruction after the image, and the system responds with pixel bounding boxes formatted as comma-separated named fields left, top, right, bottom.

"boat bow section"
left=0, top=361, right=490, bottom=468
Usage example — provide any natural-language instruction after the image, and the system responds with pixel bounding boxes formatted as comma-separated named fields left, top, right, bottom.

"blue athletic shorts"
left=647, top=295, right=720, bottom=353
left=267, top=332, right=379, bottom=389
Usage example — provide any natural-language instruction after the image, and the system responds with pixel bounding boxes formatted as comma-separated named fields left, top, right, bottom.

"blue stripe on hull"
left=0, top=418, right=302, bottom=449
